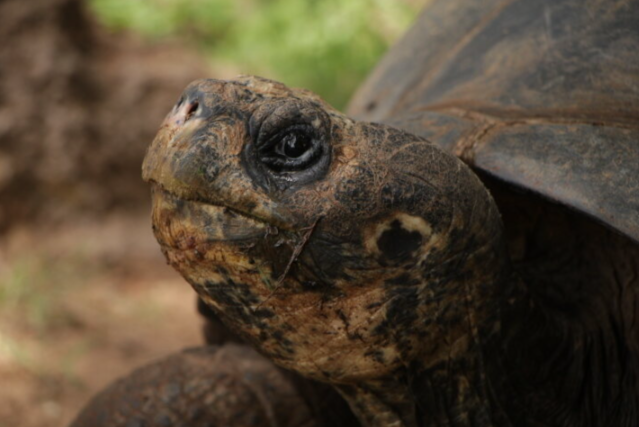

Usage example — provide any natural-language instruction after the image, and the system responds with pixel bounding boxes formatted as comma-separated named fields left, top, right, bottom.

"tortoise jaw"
left=149, top=178, right=297, bottom=232
left=150, top=184, right=269, bottom=247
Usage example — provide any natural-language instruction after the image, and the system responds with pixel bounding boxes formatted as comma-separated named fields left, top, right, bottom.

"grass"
left=87, top=0, right=422, bottom=109
left=0, top=250, right=93, bottom=380
left=0, top=253, right=88, bottom=334
left=0, top=331, right=35, bottom=371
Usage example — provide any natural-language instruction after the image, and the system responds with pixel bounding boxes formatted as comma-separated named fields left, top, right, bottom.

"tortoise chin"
left=149, top=183, right=271, bottom=293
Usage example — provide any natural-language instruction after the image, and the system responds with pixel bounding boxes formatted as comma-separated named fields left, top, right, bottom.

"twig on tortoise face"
left=254, top=216, right=323, bottom=310
left=277, top=216, right=323, bottom=285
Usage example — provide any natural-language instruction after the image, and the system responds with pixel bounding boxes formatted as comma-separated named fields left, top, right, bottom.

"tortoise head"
left=143, top=76, right=506, bottom=384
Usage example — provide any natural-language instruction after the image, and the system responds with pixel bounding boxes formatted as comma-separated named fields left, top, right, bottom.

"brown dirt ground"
left=0, top=215, right=204, bottom=427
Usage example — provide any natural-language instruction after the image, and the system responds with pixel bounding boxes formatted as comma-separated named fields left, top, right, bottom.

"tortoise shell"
left=348, top=0, right=639, bottom=243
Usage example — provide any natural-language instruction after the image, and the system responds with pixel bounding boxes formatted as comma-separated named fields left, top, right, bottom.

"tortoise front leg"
left=69, top=345, right=319, bottom=427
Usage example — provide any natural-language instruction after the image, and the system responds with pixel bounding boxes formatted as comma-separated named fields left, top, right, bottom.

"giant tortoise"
left=71, top=0, right=639, bottom=426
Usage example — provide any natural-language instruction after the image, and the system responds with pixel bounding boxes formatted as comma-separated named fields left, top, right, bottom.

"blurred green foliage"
left=88, top=0, right=422, bottom=109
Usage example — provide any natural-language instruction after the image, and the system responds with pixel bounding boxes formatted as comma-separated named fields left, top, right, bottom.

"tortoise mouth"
left=150, top=183, right=269, bottom=245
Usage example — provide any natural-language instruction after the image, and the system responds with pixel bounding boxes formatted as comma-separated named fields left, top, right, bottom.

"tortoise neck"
left=334, top=270, right=519, bottom=427
left=335, top=376, right=420, bottom=427
left=490, top=270, right=639, bottom=427
left=403, top=270, right=518, bottom=427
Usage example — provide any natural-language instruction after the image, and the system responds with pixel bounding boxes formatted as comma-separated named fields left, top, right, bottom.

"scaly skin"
left=142, top=76, right=516, bottom=427
left=69, top=345, right=319, bottom=427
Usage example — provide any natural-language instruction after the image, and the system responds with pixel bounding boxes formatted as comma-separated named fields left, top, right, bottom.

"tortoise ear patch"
left=364, top=213, right=433, bottom=262
left=377, top=220, right=422, bottom=261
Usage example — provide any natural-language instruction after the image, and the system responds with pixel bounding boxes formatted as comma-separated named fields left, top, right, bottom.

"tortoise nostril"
left=185, top=101, right=199, bottom=121
left=176, top=96, right=185, bottom=109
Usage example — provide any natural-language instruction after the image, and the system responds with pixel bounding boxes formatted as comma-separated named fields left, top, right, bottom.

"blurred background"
left=0, top=0, right=423, bottom=425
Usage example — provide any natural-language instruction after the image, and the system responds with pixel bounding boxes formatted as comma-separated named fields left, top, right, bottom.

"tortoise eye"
left=279, top=132, right=311, bottom=158
left=259, top=125, right=322, bottom=173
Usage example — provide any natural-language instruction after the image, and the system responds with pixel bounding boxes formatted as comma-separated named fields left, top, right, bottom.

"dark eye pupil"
left=282, top=133, right=310, bottom=158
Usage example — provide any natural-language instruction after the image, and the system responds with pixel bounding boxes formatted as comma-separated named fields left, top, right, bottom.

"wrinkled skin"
left=143, top=76, right=509, bottom=426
